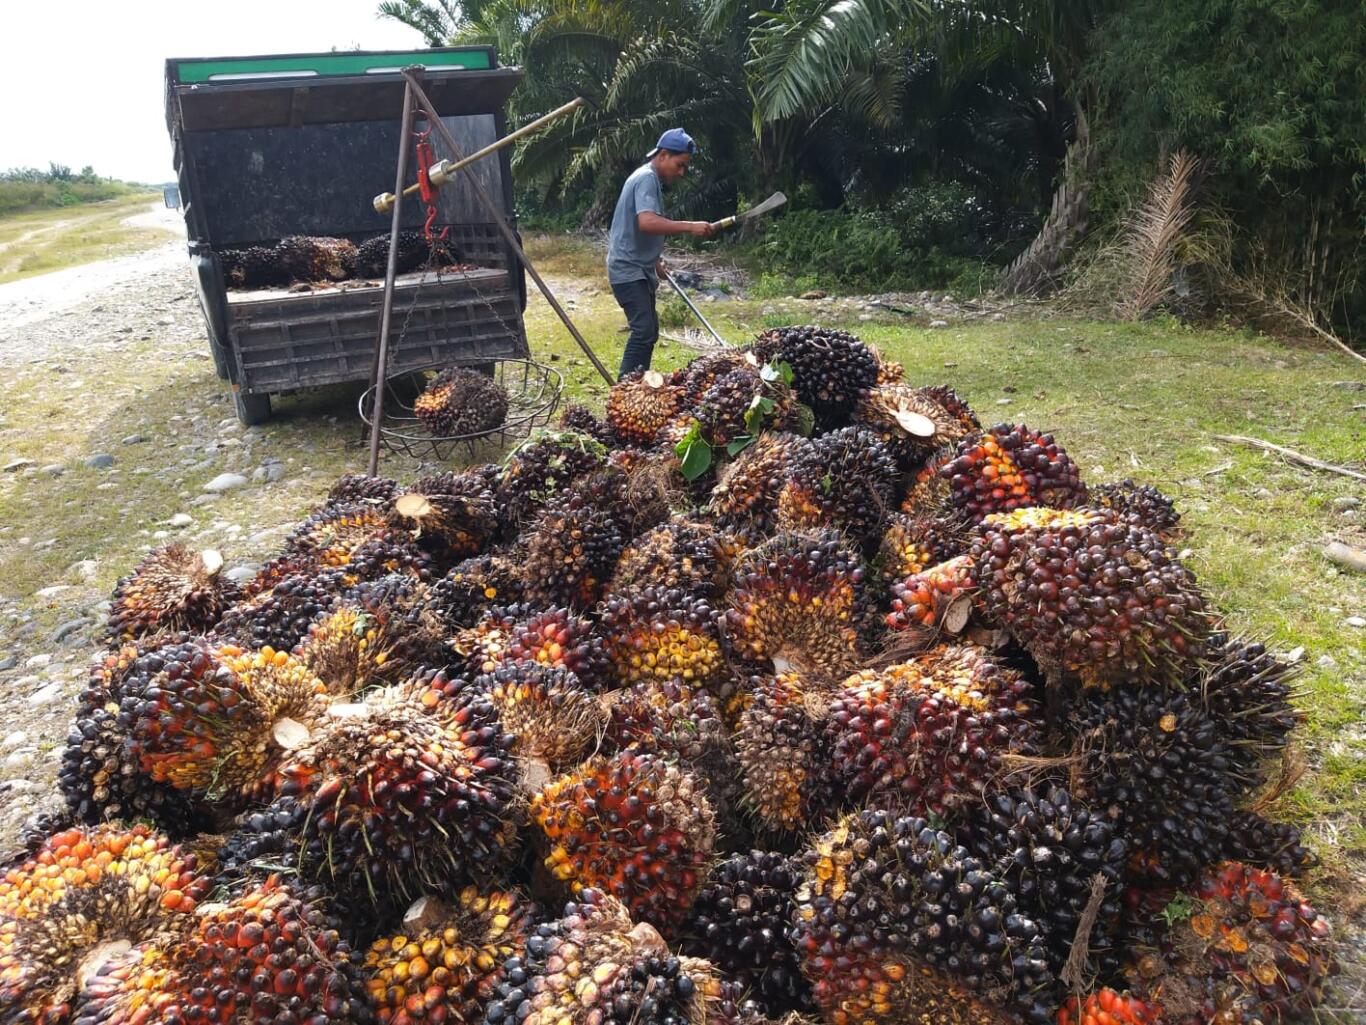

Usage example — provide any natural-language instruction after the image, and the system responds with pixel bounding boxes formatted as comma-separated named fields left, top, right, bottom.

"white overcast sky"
left=0, top=1, right=426, bottom=182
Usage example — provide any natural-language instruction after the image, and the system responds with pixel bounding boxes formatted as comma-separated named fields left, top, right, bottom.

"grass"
left=0, top=193, right=172, bottom=283
left=1, top=230, right=1362, bottom=934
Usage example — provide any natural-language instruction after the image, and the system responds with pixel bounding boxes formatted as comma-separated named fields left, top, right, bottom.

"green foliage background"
left=0, top=164, right=144, bottom=217
left=378, top=0, right=1362, bottom=336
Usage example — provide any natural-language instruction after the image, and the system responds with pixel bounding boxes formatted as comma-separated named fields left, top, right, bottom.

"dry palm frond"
left=1116, top=150, right=1201, bottom=319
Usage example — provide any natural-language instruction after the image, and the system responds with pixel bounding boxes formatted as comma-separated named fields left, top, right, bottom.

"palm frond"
left=1118, top=150, right=1201, bottom=319
left=376, top=0, right=460, bottom=46
left=748, top=0, right=930, bottom=126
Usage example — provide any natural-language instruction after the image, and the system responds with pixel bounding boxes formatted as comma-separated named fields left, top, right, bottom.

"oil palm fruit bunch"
left=776, top=426, right=899, bottom=544
left=694, top=366, right=764, bottom=445
left=1127, top=862, right=1333, bottom=1024
left=553, top=459, right=671, bottom=543
left=275, top=234, right=358, bottom=281
left=792, top=810, right=1055, bottom=1025
left=1197, top=633, right=1299, bottom=783
left=557, top=402, right=615, bottom=446
left=919, top=385, right=980, bottom=433
left=599, top=585, right=725, bottom=689
left=971, top=507, right=1211, bottom=685
left=610, top=518, right=730, bottom=600
left=220, top=243, right=289, bottom=288
left=875, top=511, right=962, bottom=589
left=455, top=603, right=608, bottom=687
left=214, top=568, right=346, bottom=652
left=601, top=678, right=730, bottom=766
left=1220, top=811, right=1316, bottom=878
left=479, top=889, right=701, bottom=1025
left=826, top=646, right=1038, bottom=818
left=854, top=384, right=972, bottom=471
left=962, top=784, right=1129, bottom=985
left=496, top=429, right=609, bottom=528
left=0, top=824, right=210, bottom=1025
left=732, top=673, right=836, bottom=836
left=885, top=554, right=979, bottom=634
left=1057, top=989, right=1162, bottom=1025
left=77, top=876, right=373, bottom=1025
left=678, top=349, right=752, bottom=405
left=528, top=751, right=717, bottom=934
left=685, top=851, right=813, bottom=1015
left=723, top=530, right=871, bottom=681
left=218, top=247, right=247, bottom=287
left=944, top=424, right=1089, bottom=523
left=516, top=489, right=625, bottom=609
left=414, top=368, right=511, bottom=439
left=390, top=470, right=500, bottom=564
left=285, top=502, right=410, bottom=570
left=105, top=545, right=237, bottom=643
left=872, top=349, right=905, bottom=385
left=116, top=638, right=329, bottom=806
left=474, top=661, right=604, bottom=780
left=294, top=604, right=404, bottom=696
left=1090, top=480, right=1181, bottom=539
left=428, top=554, right=525, bottom=630
left=1065, top=684, right=1243, bottom=887
left=606, top=370, right=684, bottom=446
left=900, top=446, right=956, bottom=517
left=342, top=573, right=452, bottom=670
left=272, top=680, right=520, bottom=902
left=364, top=887, right=536, bottom=1025
left=754, top=326, right=878, bottom=429
left=60, top=638, right=210, bottom=835
left=708, top=432, right=804, bottom=533
left=357, top=230, right=430, bottom=276
left=328, top=471, right=402, bottom=507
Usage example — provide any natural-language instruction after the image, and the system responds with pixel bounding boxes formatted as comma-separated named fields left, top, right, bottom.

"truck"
left=164, top=46, right=529, bottom=424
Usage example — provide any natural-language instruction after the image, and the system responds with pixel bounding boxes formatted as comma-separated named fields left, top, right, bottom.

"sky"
left=0, top=1, right=426, bottom=183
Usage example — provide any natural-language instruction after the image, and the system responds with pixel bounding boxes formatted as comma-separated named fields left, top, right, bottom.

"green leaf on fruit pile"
left=793, top=403, right=816, bottom=436
left=675, top=423, right=714, bottom=481
left=1161, top=893, right=1198, bottom=927
left=744, top=394, right=776, bottom=435
left=726, top=434, right=756, bottom=457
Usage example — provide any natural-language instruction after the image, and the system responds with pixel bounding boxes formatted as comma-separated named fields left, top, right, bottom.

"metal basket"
left=358, top=357, right=563, bottom=461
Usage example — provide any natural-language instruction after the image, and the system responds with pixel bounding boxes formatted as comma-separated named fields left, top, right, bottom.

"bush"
left=0, top=167, right=142, bottom=217
left=739, top=205, right=990, bottom=295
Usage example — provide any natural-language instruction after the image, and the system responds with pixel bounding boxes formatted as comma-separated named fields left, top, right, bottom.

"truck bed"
left=226, top=267, right=524, bottom=394
left=224, top=266, right=505, bottom=303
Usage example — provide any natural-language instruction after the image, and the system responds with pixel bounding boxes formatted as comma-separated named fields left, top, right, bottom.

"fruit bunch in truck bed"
left=217, top=231, right=476, bottom=289
left=6, top=327, right=1335, bottom=1025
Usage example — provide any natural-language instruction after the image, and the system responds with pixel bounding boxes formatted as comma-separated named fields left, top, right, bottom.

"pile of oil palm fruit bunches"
left=5, top=326, right=1334, bottom=1025
left=216, top=231, right=473, bottom=289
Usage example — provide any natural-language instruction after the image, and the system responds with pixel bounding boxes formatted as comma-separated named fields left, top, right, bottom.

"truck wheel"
left=232, top=390, right=271, bottom=425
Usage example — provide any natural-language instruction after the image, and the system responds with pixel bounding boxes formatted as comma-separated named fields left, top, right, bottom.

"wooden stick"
left=402, top=72, right=616, bottom=387
left=1212, top=434, right=1366, bottom=483
left=366, top=75, right=418, bottom=477
left=373, top=97, right=586, bottom=214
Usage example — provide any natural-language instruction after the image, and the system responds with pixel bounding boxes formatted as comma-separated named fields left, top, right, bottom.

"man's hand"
left=656, top=258, right=668, bottom=279
left=689, top=221, right=715, bottom=238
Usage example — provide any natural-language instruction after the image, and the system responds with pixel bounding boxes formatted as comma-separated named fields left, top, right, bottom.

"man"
left=607, top=128, right=715, bottom=379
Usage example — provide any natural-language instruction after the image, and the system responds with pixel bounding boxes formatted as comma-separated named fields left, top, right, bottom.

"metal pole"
left=367, top=73, right=418, bottom=476
left=402, top=71, right=616, bottom=387
left=663, top=269, right=729, bottom=347
left=373, top=97, right=587, bottom=214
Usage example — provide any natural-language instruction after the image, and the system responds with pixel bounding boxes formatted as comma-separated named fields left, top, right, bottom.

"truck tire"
left=232, top=390, right=271, bottom=425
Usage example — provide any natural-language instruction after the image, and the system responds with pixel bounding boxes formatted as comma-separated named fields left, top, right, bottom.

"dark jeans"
left=612, top=277, right=659, bottom=379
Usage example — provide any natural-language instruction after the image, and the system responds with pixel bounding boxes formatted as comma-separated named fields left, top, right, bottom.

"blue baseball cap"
left=647, top=127, right=698, bottom=158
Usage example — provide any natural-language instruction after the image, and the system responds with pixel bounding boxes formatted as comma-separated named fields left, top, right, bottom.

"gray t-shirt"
left=606, top=163, right=666, bottom=285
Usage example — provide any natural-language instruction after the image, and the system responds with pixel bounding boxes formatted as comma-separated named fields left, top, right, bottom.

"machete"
left=709, top=191, right=787, bottom=233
